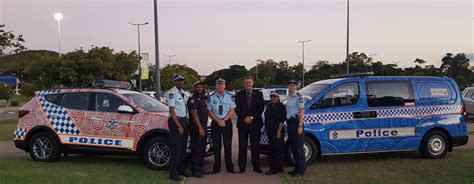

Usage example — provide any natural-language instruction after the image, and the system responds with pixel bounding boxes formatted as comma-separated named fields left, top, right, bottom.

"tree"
left=414, top=58, right=426, bottom=66
left=0, top=24, right=26, bottom=56
left=441, top=53, right=470, bottom=78
left=204, top=65, right=248, bottom=89
left=160, top=64, right=199, bottom=90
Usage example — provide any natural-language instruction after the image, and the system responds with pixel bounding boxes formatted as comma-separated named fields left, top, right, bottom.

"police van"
left=263, top=76, right=469, bottom=165
left=13, top=80, right=213, bottom=170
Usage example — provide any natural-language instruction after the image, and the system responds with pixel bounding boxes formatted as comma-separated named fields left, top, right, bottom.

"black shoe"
left=238, top=170, right=245, bottom=174
left=192, top=172, right=203, bottom=178
left=169, top=175, right=182, bottom=182
left=202, top=169, right=212, bottom=175
left=291, top=172, right=304, bottom=177
left=227, top=170, right=236, bottom=174
left=178, top=171, right=191, bottom=177
left=210, top=170, right=220, bottom=174
left=288, top=170, right=297, bottom=175
left=265, top=170, right=278, bottom=175
left=253, top=168, right=263, bottom=173
left=277, top=168, right=284, bottom=173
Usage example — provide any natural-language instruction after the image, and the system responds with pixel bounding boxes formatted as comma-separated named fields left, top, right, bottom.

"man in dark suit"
left=235, top=76, right=265, bottom=174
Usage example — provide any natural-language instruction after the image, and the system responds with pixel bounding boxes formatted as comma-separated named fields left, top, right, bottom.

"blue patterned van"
left=263, top=76, right=469, bottom=165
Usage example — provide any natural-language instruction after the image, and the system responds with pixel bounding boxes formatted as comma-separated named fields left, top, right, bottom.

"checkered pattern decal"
left=304, top=105, right=462, bottom=124
left=38, top=90, right=81, bottom=135
left=14, top=127, right=27, bottom=140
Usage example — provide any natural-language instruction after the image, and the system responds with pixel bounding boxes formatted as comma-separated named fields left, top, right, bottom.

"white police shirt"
left=207, top=91, right=236, bottom=120
left=167, top=86, right=188, bottom=118
left=286, top=91, right=305, bottom=119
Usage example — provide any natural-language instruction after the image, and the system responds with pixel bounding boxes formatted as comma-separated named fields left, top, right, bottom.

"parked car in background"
left=261, top=86, right=288, bottom=103
left=462, top=87, right=474, bottom=115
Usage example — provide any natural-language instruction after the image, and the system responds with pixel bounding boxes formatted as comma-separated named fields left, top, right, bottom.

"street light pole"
left=346, top=0, right=350, bottom=75
left=368, top=53, right=377, bottom=73
left=54, top=13, right=63, bottom=57
left=165, top=54, right=176, bottom=65
left=393, top=61, right=400, bottom=76
left=297, top=40, right=311, bottom=87
left=154, top=0, right=161, bottom=98
left=129, top=21, right=149, bottom=92
left=255, top=59, right=258, bottom=81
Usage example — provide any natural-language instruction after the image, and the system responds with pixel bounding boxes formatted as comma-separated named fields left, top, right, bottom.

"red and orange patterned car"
left=13, top=82, right=178, bottom=170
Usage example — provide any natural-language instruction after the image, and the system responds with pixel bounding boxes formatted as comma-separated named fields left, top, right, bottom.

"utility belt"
left=286, top=115, right=299, bottom=121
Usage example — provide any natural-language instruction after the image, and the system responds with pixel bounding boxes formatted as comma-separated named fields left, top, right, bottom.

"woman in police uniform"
left=264, top=92, right=286, bottom=175
left=285, top=80, right=306, bottom=177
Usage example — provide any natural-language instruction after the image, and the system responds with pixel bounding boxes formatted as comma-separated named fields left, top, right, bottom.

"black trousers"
left=168, top=117, right=189, bottom=178
left=190, top=125, right=207, bottom=174
left=287, top=117, right=306, bottom=173
left=211, top=120, right=234, bottom=172
left=237, top=122, right=262, bottom=171
left=265, top=123, right=284, bottom=172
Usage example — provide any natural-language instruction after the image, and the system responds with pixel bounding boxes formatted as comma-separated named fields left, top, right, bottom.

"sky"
left=1, top=0, right=472, bottom=75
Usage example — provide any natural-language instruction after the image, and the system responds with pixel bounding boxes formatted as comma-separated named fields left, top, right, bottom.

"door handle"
left=353, top=111, right=377, bottom=119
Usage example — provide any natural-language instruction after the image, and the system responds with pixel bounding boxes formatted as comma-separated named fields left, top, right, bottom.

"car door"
left=463, top=89, right=474, bottom=114
left=89, top=92, right=139, bottom=149
left=306, top=82, right=364, bottom=154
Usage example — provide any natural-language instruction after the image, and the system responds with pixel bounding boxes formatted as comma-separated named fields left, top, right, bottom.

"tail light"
left=18, top=110, right=29, bottom=119
left=462, top=104, right=468, bottom=120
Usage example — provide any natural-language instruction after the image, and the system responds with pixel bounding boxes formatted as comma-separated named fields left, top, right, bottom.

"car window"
left=275, top=89, right=287, bottom=95
left=366, top=81, right=415, bottom=107
left=123, top=93, right=168, bottom=112
left=299, top=83, right=331, bottom=99
left=44, top=94, right=60, bottom=104
left=95, top=93, right=128, bottom=113
left=316, top=82, right=359, bottom=109
left=59, top=93, right=91, bottom=110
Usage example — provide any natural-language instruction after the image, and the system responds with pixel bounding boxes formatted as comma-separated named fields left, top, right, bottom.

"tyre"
left=28, top=131, right=61, bottom=162
left=143, top=136, right=171, bottom=170
left=420, top=130, right=449, bottom=159
left=286, top=135, right=319, bottom=166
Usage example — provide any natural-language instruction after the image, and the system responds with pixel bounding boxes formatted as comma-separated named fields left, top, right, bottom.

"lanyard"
left=217, top=92, right=225, bottom=104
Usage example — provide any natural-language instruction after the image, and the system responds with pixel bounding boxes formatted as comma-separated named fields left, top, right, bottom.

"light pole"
left=165, top=54, right=176, bottom=65
left=345, top=0, right=350, bottom=75
left=255, top=59, right=259, bottom=81
left=297, top=40, right=311, bottom=87
left=54, top=13, right=63, bottom=56
left=154, top=0, right=162, bottom=97
left=129, top=21, right=149, bottom=91
left=368, top=53, right=377, bottom=73
left=392, top=61, right=400, bottom=76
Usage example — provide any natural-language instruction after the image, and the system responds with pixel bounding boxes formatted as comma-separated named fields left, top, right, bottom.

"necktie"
left=247, top=92, right=251, bottom=109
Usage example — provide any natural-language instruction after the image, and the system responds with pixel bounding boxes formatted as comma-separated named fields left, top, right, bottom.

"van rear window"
left=366, top=81, right=415, bottom=107
left=415, top=82, right=455, bottom=105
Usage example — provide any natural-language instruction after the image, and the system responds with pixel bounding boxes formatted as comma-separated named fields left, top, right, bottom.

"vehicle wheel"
left=420, top=130, right=449, bottom=159
left=28, top=131, right=61, bottom=162
left=143, top=136, right=171, bottom=170
left=286, top=135, right=318, bottom=166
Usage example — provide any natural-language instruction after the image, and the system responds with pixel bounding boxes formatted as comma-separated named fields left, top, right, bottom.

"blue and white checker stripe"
left=304, top=105, right=462, bottom=124
left=14, top=127, right=27, bottom=140
left=37, top=90, right=81, bottom=135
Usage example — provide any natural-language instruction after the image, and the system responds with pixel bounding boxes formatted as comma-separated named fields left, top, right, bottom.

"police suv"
left=261, top=76, right=469, bottom=165
left=13, top=80, right=212, bottom=170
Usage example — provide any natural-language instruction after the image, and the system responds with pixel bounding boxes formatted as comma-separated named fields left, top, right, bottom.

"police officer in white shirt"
left=207, top=78, right=236, bottom=174
left=167, top=74, right=190, bottom=181
left=285, top=80, right=306, bottom=177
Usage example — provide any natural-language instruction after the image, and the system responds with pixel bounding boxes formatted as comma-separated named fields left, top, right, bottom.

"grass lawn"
left=0, top=118, right=16, bottom=141
left=281, top=149, right=474, bottom=184
left=0, top=156, right=173, bottom=184
left=10, top=95, right=29, bottom=104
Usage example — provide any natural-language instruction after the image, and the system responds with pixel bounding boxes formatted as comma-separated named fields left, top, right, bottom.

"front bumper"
left=14, top=140, right=27, bottom=151
left=452, top=135, right=469, bottom=147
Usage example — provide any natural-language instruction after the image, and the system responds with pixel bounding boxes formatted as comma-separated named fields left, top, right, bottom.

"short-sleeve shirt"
left=187, top=94, right=209, bottom=127
left=207, top=91, right=236, bottom=120
left=167, top=86, right=188, bottom=117
left=285, top=91, right=305, bottom=119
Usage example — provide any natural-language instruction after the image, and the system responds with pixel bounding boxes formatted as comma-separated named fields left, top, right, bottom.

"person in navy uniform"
left=235, top=76, right=264, bottom=173
left=207, top=77, right=236, bottom=174
left=167, top=74, right=190, bottom=181
left=264, top=92, right=286, bottom=175
left=188, top=81, right=210, bottom=178
left=286, top=80, right=306, bottom=177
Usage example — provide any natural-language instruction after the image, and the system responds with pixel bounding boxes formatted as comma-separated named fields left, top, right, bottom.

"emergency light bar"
left=93, top=80, right=132, bottom=89
left=330, top=72, right=374, bottom=79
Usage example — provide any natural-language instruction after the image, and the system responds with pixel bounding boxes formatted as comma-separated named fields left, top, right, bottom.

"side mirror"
left=117, top=105, right=135, bottom=113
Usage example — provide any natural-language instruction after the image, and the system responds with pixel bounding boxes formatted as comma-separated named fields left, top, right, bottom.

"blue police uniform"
left=285, top=80, right=306, bottom=176
left=264, top=93, right=286, bottom=174
left=167, top=75, right=190, bottom=181
left=188, top=81, right=209, bottom=177
left=207, top=78, right=236, bottom=173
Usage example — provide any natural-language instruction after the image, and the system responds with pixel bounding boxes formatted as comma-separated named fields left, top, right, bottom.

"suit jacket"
left=235, top=89, right=264, bottom=127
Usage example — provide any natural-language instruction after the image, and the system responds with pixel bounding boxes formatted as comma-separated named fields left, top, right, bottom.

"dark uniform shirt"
left=188, top=94, right=209, bottom=127
left=265, top=102, right=286, bottom=126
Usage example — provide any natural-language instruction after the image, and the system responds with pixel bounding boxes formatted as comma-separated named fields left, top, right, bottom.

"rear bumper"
left=452, top=135, right=469, bottom=147
left=14, top=140, right=27, bottom=151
